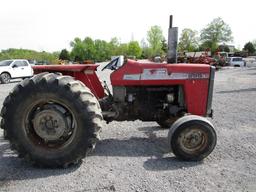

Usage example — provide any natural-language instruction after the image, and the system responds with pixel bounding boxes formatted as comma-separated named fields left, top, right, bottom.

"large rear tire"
left=168, top=115, right=216, bottom=161
left=0, top=73, right=102, bottom=168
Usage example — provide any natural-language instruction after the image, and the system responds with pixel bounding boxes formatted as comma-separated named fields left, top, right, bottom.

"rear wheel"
left=168, top=115, right=216, bottom=161
left=0, top=73, right=102, bottom=168
left=0, top=73, right=11, bottom=84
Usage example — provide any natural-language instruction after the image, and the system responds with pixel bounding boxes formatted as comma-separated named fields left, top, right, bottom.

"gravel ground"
left=0, top=66, right=256, bottom=192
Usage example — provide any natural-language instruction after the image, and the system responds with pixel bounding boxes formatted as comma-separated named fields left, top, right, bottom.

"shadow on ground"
left=94, top=126, right=203, bottom=171
left=0, top=80, right=21, bottom=85
left=0, top=136, right=79, bottom=182
left=94, top=126, right=168, bottom=158
left=0, top=125, right=203, bottom=182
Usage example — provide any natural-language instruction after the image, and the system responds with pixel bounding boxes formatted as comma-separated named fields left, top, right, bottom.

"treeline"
left=0, top=25, right=166, bottom=64
left=0, top=48, right=59, bottom=64
left=61, top=25, right=167, bottom=63
left=65, top=37, right=143, bottom=62
left=1, top=17, right=255, bottom=64
left=178, top=17, right=256, bottom=55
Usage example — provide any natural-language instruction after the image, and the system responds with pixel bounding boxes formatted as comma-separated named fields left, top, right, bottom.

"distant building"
left=219, top=44, right=235, bottom=53
left=185, top=51, right=211, bottom=57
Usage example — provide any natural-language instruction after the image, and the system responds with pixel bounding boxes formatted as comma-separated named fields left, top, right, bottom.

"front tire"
left=168, top=115, right=217, bottom=161
left=0, top=73, right=102, bottom=168
left=0, top=73, right=11, bottom=84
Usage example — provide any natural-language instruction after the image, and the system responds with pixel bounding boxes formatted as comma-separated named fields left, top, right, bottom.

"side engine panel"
left=112, top=86, right=185, bottom=121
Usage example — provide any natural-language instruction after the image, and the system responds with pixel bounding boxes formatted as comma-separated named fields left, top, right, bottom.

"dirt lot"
left=0, top=67, right=256, bottom=192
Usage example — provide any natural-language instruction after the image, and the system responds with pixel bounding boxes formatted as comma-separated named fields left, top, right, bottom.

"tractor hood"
left=111, top=60, right=211, bottom=86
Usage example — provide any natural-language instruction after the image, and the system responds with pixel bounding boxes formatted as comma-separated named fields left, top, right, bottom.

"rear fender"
left=32, top=64, right=105, bottom=99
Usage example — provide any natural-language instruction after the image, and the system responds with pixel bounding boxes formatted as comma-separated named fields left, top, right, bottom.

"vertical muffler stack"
left=167, top=15, right=178, bottom=64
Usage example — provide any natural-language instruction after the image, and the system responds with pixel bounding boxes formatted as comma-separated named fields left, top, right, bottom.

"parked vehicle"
left=227, top=57, right=245, bottom=67
left=243, top=57, right=256, bottom=67
left=0, top=59, right=34, bottom=84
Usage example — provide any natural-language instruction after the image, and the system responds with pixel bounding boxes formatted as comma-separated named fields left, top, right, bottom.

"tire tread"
left=0, top=73, right=102, bottom=168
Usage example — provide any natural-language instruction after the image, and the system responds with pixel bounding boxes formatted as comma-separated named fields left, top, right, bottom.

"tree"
left=109, top=37, right=121, bottom=56
left=243, top=42, right=256, bottom=54
left=178, top=28, right=198, bottom=52
left=117, top=43, right=128, bottom=56
left=70, top=37, right=86, bottom=62
left=83, top=37, right=96, bottom=60
left=127, top=41, right=142, bottom=58
left=161, top=38, right=168, bottom=54
left=94, top=39, right=111, bottom=62
left=147, top=25, right=164, bottom=57
left=200, top=17, right=233, bottom=52
left=59, top=49, right=70, bottom=60
left=218, top=45, right=230, bottom=52
left=224, top=46, right=230, bottom=53
left=70, top=37, right=97, bottom=62
left=199, top=40, right=215, bottom=52
left=252, top=40, right=256, bottom=49
left=140, top=39, right=150, bottom=59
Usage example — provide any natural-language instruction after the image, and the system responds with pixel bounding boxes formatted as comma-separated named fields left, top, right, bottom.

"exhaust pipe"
left=167, top=15, right=178, bottom=64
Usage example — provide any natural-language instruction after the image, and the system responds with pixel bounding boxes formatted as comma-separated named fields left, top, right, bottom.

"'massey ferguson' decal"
left=123, top=68, right=209, bottom=80
left=141, top=68, right=169, bottom=80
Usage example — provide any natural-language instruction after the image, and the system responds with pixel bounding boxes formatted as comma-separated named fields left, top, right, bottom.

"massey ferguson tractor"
left=0, top=16, right=217, bottom=168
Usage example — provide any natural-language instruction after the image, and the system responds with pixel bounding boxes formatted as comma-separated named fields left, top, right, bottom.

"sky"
left=0, top=0, right=255, bottom=52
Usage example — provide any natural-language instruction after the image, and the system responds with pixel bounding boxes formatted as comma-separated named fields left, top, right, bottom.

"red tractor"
left=0, top=16, right=217, bottom=168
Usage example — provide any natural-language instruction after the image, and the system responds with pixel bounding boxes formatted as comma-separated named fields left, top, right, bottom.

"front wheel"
left=168, top=115, right=217, bottom=161
left=0, top=73, right=11, bottom=84
left=1, top=73, right=103, bottom=168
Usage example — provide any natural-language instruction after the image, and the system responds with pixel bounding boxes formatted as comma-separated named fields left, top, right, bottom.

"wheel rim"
left=1, top=73, right=10, bottom=83
left=23, top=99, right=77, bottom=150
left=178, top=127, right=208, bottom=154
left=32, top=109, right=68, bottom=141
